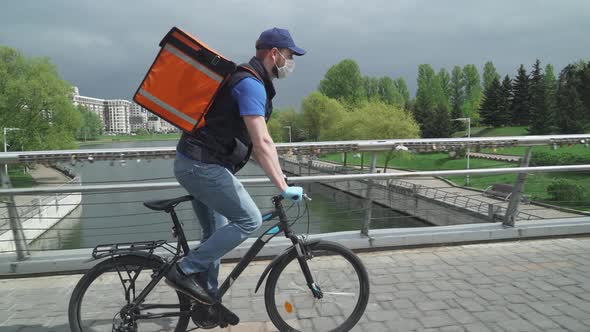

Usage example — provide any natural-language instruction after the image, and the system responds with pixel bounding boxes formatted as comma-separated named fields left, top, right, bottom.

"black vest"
left=176, top=57, right=276, bottom=173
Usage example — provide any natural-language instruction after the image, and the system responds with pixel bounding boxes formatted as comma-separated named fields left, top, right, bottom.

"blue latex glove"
left=280, top=186, right=304, bottom=202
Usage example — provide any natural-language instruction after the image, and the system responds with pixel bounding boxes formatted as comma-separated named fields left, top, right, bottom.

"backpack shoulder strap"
left=224, top=63, right=263, bottom=91
left=236, top=63, right=263, bottom=82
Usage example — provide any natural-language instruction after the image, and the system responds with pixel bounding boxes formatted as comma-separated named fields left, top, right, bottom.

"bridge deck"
left=1, top=237, right=589, bottom=331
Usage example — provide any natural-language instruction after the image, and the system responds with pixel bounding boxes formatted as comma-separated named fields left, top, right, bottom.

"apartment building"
left=129, top=103, right=149, bottom=132
left=72, top=87, right=106, bottom=125
left=72, top=87, right=177, bottom=134
left=105, top=100, right=131, bottom=134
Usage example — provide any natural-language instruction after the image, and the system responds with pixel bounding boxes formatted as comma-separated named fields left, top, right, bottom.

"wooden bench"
left=483, top=184, right=530, bottom=204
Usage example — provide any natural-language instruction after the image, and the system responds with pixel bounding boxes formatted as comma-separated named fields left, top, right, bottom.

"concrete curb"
left=1, top=217, right=588, bottom=277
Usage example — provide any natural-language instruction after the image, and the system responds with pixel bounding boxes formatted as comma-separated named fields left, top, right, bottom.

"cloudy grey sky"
left=1, top=0, right=589, bottom=109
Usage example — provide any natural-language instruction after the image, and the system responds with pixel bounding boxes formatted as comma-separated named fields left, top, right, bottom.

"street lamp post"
left=451, top=118, right=471, bottom=185
left=3, top=128, right=22, bottom=176
left=283, top=126, right=292, bottom=143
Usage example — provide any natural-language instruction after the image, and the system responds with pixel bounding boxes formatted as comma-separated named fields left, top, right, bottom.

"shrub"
left=546, top=179, right=585, bottom=202
left=530, top=151, right=590, bottom=166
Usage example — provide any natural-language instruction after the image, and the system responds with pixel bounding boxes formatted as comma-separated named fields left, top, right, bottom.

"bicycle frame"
left=109, top=195, right=320, bottom=321
left=217, top=195, right=319, bottom=299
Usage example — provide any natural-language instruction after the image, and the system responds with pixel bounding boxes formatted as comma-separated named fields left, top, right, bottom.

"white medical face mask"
left=275, top=51, right=295, bottom=79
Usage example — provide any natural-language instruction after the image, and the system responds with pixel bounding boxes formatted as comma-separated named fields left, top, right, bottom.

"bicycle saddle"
left=143, top=195, right=194, bottom=211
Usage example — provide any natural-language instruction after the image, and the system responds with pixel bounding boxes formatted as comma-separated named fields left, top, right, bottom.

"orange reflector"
left=284, top=301, right=293, bottom=314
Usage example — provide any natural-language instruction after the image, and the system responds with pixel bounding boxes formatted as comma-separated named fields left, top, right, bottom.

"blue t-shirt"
left=231, top=77, right=266, bottom=117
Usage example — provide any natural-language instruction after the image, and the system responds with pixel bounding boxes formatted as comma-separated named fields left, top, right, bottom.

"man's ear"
left=270, top=47, right=279, bottom=61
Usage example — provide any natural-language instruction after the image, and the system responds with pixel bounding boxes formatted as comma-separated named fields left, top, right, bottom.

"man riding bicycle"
left=166, top=27, right=306, bottom=314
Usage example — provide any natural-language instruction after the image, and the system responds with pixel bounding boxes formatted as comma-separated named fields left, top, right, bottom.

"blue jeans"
left=173, top=153, right=262, bottom=298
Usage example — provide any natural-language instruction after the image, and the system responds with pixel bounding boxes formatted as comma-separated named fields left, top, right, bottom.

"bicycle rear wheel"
left=68, top=255, right=191, bottom=332
left=264, top=241, right=370, bottom=332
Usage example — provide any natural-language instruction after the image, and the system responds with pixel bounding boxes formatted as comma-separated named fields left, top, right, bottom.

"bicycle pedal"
left=190, top=303, right=219, bottom=329
left=213, top=303, right=239, bottom=326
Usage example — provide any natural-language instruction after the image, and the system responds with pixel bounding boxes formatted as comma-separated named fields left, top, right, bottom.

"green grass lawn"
left=78, top=133, right=181, bottom=145
left=322, top=152, right=514, bottom=171
left=6, top=166, right=36, bottom=188
left=481, top=144, right=590, bottom=156
left=321, top=151, right=590, bottom=211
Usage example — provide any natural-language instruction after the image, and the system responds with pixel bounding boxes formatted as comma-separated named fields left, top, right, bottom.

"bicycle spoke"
left=71, top=256, right=190, bottom=332
left=322, top=291, right=357, bottom=297
left=267, top=243, right=369, bottom=332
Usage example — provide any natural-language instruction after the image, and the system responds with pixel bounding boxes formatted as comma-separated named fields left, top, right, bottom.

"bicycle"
left=68, top=192, right=370, bottom=332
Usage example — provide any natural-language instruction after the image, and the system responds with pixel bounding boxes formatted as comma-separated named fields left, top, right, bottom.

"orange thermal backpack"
left=133, top=27, right=238, bottom=132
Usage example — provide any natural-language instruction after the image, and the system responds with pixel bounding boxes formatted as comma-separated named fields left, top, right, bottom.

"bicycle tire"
left=68, top=255, right=191, bottom=332
left=264, top=241, right=370, bottom=332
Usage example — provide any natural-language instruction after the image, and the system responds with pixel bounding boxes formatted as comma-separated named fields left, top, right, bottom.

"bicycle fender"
left=254, top=239, right=321, bottom=294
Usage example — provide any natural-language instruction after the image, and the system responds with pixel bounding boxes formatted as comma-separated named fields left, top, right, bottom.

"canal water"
left=33, top=140, right=429, bottom=250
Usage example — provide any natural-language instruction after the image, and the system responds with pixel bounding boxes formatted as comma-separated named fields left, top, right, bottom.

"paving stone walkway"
left=1, top=237, right=589, bottom=331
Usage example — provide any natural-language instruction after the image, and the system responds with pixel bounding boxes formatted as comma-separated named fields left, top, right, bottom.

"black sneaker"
left=165, top=264, right=215, bottom=305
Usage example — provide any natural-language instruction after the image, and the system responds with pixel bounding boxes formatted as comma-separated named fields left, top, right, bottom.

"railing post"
left=360, top=153, right=364, bottom=171
left=488, top=203, right=503, bottom=221
left=504, top=147, right=533, bottom=227
left=1, top=165, right=29, bottom=260
left=361, top=153, right=377, bottom=236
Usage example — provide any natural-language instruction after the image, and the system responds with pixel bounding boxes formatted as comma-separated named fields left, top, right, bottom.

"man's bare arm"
left=243, top=115, right=288, bottom=192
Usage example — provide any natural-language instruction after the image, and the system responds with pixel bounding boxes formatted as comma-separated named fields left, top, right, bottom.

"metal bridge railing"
left=0, top=164, right=588, bottom=260
left=1, top=136, right=590, bottom=260
left=0, top=134, right=588, bottom=165
left=279, top=155, right=583, bottom=223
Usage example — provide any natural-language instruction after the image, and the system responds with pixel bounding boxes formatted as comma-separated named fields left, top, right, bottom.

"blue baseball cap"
left=256, top=27, right=306, bottom=56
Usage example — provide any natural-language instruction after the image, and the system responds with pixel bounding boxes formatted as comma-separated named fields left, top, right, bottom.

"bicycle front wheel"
left=68, top=255, right=191, bottom=332
left=264, top=241, right=370, bottom=332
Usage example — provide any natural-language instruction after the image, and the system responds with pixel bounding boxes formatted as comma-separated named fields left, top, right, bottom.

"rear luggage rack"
left=92, top=240, right=171, bottom=259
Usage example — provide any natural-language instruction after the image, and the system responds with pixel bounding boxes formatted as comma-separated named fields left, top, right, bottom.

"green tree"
left=498, top=75, right=513, bottom=126
left=378, top=76, right=404, bottom=107
left=301, top=92, right=346, bottom=141
left=394, top=77, right=411, bottom=108
left=322, top=101, right=420, bottom=142
left=544, top=64, right=558, bottom=93
left=427, top=103, right=452, bottom=138
left=529, top=59, right=553, bottom=134
left=480, top=75, right=502, bottom=127
left=76, top=105, right=103, bottom=140
left=482, top=61, right=500, bottom=92
left=544, top=64, right=558, bottom=126
left=414, top=64, right=436, bottom=133
left=267, top=107, right=305, bottom=142
left=449, top=66, right=465, bottom=131
left=461, top=64, right=482, bottom=123
left=318, top=59, right=366, bottom=105
left=0, top=46, right=81, bottom=150
left=325, top=102, right=420, bottom=172
left=414, top=64, right=449, bottom=137
left=438, top=68, right=451, bottom=103
left=580, top=62, right=590, bottom=122
left=267, top=117, right=283, bottom=142
left=511, top=64, right=531, bottom=125
left=363, top=76, right=381, bottom=102
left=556, top=64, right=585, bottom=133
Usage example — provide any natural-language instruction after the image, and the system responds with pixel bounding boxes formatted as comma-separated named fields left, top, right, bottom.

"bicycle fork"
left=291, top=236, right=323, bottom=299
